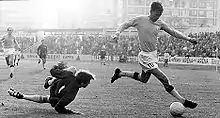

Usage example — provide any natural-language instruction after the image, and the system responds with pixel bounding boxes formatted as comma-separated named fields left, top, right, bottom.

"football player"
left=8, top=61, right=95, bottom=114
left=1, top=27, right=21, bottom=78
left=111, top=1, right=198, bottom=109
left=37, top=39, right=47, bottom=69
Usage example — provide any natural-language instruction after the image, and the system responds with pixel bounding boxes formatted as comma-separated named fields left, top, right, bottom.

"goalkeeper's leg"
left=8, top=88, right=50, bottom=103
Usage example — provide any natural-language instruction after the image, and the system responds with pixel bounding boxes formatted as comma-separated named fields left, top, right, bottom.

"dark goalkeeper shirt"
left=37, top=44, right=47, bottom=55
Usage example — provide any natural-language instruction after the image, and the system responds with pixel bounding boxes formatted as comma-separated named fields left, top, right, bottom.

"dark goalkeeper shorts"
left=39, top=54, right=46, bottom=59
left=164, top=59, right=168, bottom=63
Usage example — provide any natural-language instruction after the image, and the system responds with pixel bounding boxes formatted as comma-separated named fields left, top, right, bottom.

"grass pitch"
left=0, top=60, right=220, bottom=118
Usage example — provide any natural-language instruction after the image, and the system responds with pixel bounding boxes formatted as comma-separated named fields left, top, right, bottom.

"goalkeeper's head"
left=64, top=66, right=77, bottom=75
left=75, top=69, right=96, bottom=88
left=56, top=61, right=68, bottom=69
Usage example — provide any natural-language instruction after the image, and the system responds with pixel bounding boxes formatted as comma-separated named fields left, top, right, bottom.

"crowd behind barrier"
left=158, top=31, right=220, bottom=58
left=14, top=53, right=220, bottom=66
left=0, top=30, right=220, bottom=58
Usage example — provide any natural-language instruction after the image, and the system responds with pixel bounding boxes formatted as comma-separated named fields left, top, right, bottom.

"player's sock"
left=10, top=73, right=13, bottom=78
left=43, top=64, right=46, bottom=69
left=111, top=68, right=121, bottom=83
left=9, top=65, right=14, bottom=78
left=8, top=88, right=24, bottom=99
left=183, top=99, right=198, bottom=109
left=38, top=59, right=41, bottom=64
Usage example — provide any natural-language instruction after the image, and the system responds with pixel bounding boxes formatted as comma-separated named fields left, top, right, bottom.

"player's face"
left=150, top=9, right=163, bottom=22
left=80, top=81, right=90, bottom=88
left=7, top=29, right=13, bottom=35
left=41, top=40, right=45, bottom=44
left=57, top=61, right=68, bottom=69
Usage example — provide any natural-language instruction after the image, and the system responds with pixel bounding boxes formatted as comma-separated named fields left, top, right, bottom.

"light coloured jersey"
left=15, top=50, right=21, bottom=57
left=124, top=16, right=168, bottom=52
left=117, top=15, right=189, bottom=53
left=1, top=35, right=19, bottom=49
left=164, top=52, right=170, bottom=59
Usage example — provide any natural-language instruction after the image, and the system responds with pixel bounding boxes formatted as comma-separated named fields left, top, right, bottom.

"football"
left=169, top=102, right=185, bottom=116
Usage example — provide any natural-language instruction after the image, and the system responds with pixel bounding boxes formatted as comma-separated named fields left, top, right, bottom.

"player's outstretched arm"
left=0, top=36, right=5, bottom=43
left=13, top=37, right=21, bottom=50
left=112, top=17, right=139, bottom=43
left=161, top=22, right=197, bottom=45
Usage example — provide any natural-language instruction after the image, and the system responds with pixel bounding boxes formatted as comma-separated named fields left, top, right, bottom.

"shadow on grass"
left=3, top=107, right=83, bottom=118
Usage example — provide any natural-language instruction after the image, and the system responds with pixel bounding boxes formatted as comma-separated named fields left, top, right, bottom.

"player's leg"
left=8, top=88, right=50, bottom=103
left=13, top=54, right=17, bottom=66
left=54, top=86, right=79, bottom=114
left=17, top=55, right=20, bottom=66
left=100, top=58, right=102, bottom=65
left=42, top=57, right=46, bottom=69
left=166, top=59, right=169, bottom=67
left=3, top=49, right=10, bottom=66
left=5, top=56, right=10, bottom=66
left=163, top=59, right=166, bottom=67
left=112, top=51, right=159, bottom=83
left=111, top=68, right=151, bottom=83
left=8, top=54, right=15, bottom=78
left=151, top=68, right=197, bottom=109
left=111, top=58, right=156, bottom=83
left=38, top=59, right=41, bottom=64
left=100, top=57, right=104, bottom=65
left=103, top=57, right=106, bottom=65
left=38, top=55, right=41, bottom=64
left=165, top=59, right=168, bottom=67
left=49, top=97, right=60, bottom=107
left=54, top=95, right=75, bottom=114
left=15, top=52, right=21, bottom=66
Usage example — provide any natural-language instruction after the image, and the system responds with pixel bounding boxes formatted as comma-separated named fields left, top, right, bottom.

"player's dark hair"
left=7, top=27, right=13, bottom=31
left=150, top=1, right=163, bottom=12
left=56, top=61, right=67, bottom=69
left=75, top=70, right=95, bottom=84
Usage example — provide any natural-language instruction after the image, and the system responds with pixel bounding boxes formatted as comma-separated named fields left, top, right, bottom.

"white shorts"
left=3, top=48, right=15, bottom=57
left=14, top=50, right=21, bottom=57
left=138, top=50, right=158, bottom=71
